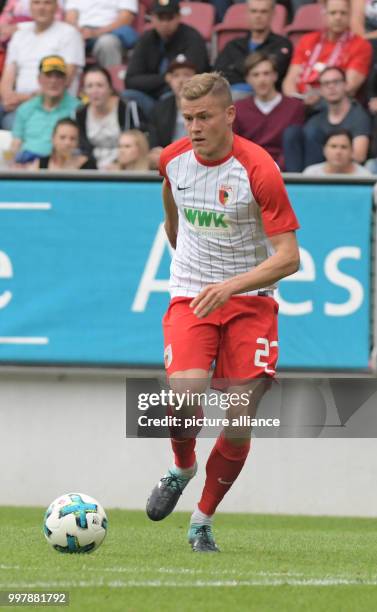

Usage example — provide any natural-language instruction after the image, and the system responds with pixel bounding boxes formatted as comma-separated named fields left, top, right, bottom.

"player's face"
left=324, top=134, right=353, bottom=170
left=181, top=93, right=236, bottom=161
left=319, top=69, right=346, bottom=103
left=167, top=67, right=196, bottom=98
left=151, top=13, right=180, bottom=40
left=325, top=0, right=350, bottom=34
left=246, top=61, right=277, bottom=97
left=248, top=0, right=274, bottom=32
left=53, top=125, right=79, bottom=157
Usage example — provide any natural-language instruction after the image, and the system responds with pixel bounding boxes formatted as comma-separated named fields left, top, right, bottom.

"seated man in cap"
left=10, top=55, right=80, bottom=164
left=124, top=0, right=209, bottom=117
left=65, top=0, right=138, bottom=67
left=148, top=54, right=196, bottom=168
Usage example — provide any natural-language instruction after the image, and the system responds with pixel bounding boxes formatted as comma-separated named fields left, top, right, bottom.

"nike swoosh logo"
left=177, top=185, right=190, bottom=191
left=217, top=477, right=234, bottom=485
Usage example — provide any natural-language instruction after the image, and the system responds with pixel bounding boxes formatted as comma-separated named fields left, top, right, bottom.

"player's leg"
left=188, top=380, right=269, bottom=552
left=189, top=295, right=278, bottom=551
left=146, top=369, right=210, bottom=521
left=146, top=298, right=219, bottom=521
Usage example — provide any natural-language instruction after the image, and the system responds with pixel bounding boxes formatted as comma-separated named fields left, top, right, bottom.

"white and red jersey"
left=160, top=134, right=299, bottom=298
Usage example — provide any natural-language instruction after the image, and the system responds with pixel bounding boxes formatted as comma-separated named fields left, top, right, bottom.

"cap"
left=167, top=54, right=196, bottom=73
left=39, top=55, right=67, bottom=75
left=151, top=0, right=180, bottom=15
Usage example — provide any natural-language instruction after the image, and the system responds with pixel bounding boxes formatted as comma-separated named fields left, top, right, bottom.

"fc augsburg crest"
left=218, top=185, right=233, bottom=206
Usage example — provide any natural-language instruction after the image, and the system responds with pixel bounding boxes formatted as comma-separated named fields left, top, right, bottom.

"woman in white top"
left=303, top=129, right=372, bottom=176
left=76, top=65, right=142, bottom=169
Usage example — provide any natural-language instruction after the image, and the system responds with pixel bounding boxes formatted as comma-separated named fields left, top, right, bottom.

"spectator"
left=214, top=0, right=292, bottom=99
left=107, top=129, right=150, bottom=170
left=29, top=117, right=97, bottom=170
left=303, top=129, right=371, bottom=175
left=10, top=55, right=80, bottom=164
left=124, top=0, right=209, bottom=117
left=0, top=0, right=84, bottom=129
left=65, top=0, right=138, bottom=68
left=76, top=65, right=143, bottom=169
left=233, top=52, right=304, bottom=169
left=0, top=0, right=64, bottom=44
left=351, top=0, right=377, bottom=40
left=283, top=0, right=372, bottom=106
left=148, top=54, right=196, bottom=169
left=284, top=66, right=371, bottom=171
left=351, top=0, right=377, bottom=155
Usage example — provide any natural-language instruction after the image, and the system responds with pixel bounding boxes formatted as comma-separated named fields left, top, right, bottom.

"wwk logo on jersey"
left=183, top=207, right=231, bottom=234
left=218, top=185, right=233, bottom=206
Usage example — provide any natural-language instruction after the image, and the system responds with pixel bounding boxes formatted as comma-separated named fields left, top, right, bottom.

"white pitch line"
left=0, top=337, right=49, bottom=345
left=0, top=203, right=52, bottom=210
left=0, top=578, right=376, bottom=588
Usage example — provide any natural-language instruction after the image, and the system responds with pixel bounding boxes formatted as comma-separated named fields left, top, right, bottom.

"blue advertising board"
left=0, top=178, right=373, bottom=369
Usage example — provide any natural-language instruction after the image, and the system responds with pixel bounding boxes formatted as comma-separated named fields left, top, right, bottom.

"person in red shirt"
left=233, top=51, right=304, bottom=169
left=145, top=72, right=300, bottom=553
left=283, top=0, right=372, bottom=107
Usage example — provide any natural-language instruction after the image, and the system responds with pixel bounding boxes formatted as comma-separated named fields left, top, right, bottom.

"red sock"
left=198, top=433, right=251, bottom=515
left=171, top=437, right=196, bottom=469
left=168, top=405, right=203, bottom=469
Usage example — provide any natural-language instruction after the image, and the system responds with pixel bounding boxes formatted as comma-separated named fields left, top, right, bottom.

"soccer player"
left=146, top=72, right=300, bottom=552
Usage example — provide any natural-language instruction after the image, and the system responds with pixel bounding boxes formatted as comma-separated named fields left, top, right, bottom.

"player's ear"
left=226, top=104, right=236, bottom=124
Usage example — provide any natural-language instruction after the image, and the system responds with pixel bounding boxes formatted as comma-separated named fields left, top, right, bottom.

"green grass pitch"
left=1, top=508, right=377, bottom=612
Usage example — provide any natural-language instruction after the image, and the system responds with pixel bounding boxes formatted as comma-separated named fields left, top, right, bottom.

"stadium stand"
left=179, top=2, right=216, bottom=43
left=284, top=2, right=325, bottom=46
left=213, top=2, right=288, bottom=54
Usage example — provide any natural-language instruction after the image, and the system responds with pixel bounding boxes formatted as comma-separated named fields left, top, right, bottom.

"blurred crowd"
left=0, top=0, right=377, bottom=175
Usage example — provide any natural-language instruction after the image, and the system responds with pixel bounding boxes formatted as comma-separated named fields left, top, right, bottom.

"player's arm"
left=162, top=179, right=178, bottom=249
left=191, top=231, right=300, bottom=318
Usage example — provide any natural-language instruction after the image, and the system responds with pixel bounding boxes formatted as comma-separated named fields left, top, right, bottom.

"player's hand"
left=190, top=283, right=233, bottom=318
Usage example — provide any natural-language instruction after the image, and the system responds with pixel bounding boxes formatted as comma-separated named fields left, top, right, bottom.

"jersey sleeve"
left=234, top=137, right=299, bottom=236
left=159, top=146, right=171, bottom=188
left=159, top=137, right=192, bottom=189
left=251, top=156, right=299, bottom=236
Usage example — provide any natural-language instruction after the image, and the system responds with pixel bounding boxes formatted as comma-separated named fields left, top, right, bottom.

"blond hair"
left=181, top=72, right=233, bottom=107
left=119, top=129, right=150, bottom=171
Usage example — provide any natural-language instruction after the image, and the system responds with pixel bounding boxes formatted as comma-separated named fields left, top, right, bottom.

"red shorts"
left=162, top=295, right=279, bottom=380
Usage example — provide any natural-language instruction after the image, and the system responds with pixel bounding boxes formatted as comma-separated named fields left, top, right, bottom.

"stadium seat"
left=284, top=3, right=325, bottom=46
left=134, top=2, right=147, bottom=34
left=180, top=2, right=216, bottom=42
left=108, top=64, right=127, bottom=94
left=213, top=3, right=288, bottom=55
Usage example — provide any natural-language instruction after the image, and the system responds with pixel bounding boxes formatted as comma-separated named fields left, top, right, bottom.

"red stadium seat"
left=284, top=3, right=325, bottom=46
left=134, top=2, right=147, bottom=34
left=213, top=3, right=288, bottom=55
left=180, top=2, right=216, bottom=42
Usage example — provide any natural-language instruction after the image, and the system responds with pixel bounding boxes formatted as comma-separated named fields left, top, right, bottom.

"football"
left=43, top=493, right=108, bottom=553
